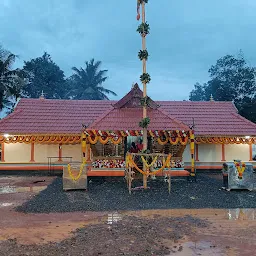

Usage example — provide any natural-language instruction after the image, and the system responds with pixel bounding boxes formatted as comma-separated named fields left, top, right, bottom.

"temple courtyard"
left=0, top=173, right=255, bottom=255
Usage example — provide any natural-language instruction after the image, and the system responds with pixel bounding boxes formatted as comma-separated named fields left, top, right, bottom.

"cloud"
left=1, top=0, right=256, bottom=101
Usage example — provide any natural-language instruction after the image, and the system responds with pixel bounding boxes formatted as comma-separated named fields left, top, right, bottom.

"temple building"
left=0, top=84, right=256, bottom=175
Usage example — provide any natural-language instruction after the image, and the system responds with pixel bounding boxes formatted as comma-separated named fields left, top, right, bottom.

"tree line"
left=2, top=44, right=256, bottom=123
left=189, top=51, right=256, bottom=123
left=0, top=44, right=116, bottom=113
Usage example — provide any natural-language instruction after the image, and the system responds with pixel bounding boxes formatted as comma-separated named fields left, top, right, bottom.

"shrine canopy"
left=85, top=84, right=191, bottom=145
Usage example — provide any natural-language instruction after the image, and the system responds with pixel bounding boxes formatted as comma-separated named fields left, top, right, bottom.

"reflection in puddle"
left=107, top=212, right=122, bottom=224
left=0, top=203, right=13, bottom=207
left=168, top=241, right=225, bottom=255
left=228, top=208, right=255, bottom=220
left=0, top=186, right=16, bottom=194
left=0, top=186, right=47, bottom=194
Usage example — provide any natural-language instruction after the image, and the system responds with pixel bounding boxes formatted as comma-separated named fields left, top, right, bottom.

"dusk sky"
left=1, top=0, right=256, bottom=100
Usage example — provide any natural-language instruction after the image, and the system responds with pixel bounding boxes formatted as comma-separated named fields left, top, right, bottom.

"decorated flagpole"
left=137, top=0, right=151, bottom=189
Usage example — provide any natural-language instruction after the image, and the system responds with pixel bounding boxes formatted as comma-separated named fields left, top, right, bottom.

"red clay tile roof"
left=113, top=83, right=158, bottom=109
left=0, top=98, right=256, bottom=136
left=159, top=101, right=256, bottom=136
left=87, top=107, right=189, bottom=131
left=0, top=98, right=113, bottom=135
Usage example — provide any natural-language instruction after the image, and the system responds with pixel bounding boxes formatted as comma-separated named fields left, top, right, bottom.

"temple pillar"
left=1, top=142, right=5, bottom=162
left=30, top=143, right=35, bottom=162
left=221, top=144, right=226, bottom=161
left=249, top=144, right=253, bottom=161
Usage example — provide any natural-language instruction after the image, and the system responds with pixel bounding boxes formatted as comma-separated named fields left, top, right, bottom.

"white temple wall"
left=62, top=144, right=82, bottom=162
left=198, top=144, right=222, bottom=162
left=183, top=143, right=250, bottom=162
left=182, top=145, right=191, bottom=162
left=225, top=144, right=249, bottom=161
left=34, top=144, right=59, bottom=162
left=2, top=142, right=251, bottom=164
left=182, top=144, right=221, bottom=162
left=4, top=143, right=31, bottom=162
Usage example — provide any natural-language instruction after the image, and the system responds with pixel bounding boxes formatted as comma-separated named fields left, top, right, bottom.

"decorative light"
left=245, top=136, right=250, bottom=139
left=4, top=134, right=9, bottom=138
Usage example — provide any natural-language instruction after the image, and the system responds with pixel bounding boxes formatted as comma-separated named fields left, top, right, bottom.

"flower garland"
left=67, top=162, right=85, bottom=181
left=180, top=136, right=188, bottom=146
left=126, top=154, right=171, bottom=176
left=98, top=136, right=109, bottom=145
left=88, top=135, right=98, bottom=144
left=169, top=137, right=179, bottom=145
left=141, top=155, right=158, bottom=168
left=234, top=161, right=246, bottom=179
left=111, top=136, right=122, bottom=145
left=157, top=136, right=168, bottom=145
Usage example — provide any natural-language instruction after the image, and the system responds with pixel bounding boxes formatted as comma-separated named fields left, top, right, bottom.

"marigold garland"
left=88, top=136, right=98, bottom=144
left=98, top=136, right=109, bottom=145
left=157, top=136, right=168, bottom=145
left=67, top=162, right=85, bottom=181
left=141, top=155, right=158, bottom=168
left=180, top=136, right=188, bottom=146
left=127, top=154, right=171, bottom=176
left=169, top=137, right=179, bottom=145
left=111, top=136, right=122, bottom=145
left=234, top=161, right=246, bottom=179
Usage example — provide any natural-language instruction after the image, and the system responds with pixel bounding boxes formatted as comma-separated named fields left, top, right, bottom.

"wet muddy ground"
left=0, top=175, right=256, bottom=255
left=16, top=173, right=256, bottom=213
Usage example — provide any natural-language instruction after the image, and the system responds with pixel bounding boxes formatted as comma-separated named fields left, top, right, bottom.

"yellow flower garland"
left=141, top=156, right=158, bottom=168
left=157, top=137, right=168, bottom=145
left=234, top=161, right=246, bottom=179
left=67, top=162, right=85, bottom=181
left=111, top=136, right=122, bottom=145
left=169, top=137, right=179, bottom=145
left=88, top=136, right=98, bottom=144
left=127, top=154, right=171, bottom=176
left=98, top=136, right=109, bottom=144
left=180, top=136, right=188, bottom=146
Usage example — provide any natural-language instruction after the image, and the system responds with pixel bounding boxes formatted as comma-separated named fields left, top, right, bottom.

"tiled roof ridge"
left=18, top=98, right=114, bottom=103
left=86, top=106, right=115, bottom=129
left=231, top=112, right=256, bottom=131
left=113, top=83, right=142, bottom=108
left=0, top=109, right=22, bottom=124
left=157, top=107, right=191, bottom=131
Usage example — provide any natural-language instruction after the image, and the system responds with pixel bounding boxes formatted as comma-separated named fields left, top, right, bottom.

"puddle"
left=228, top=208, right=256, bottom=220
left=0, top=203, right=13, bottom=208
left=167, top=241, right=225, bottom=255
left=107, top=212, right=122, bottom=224
left=0, top=186, right=16, bottom=194
left=0, top=185, right=47, bottom=194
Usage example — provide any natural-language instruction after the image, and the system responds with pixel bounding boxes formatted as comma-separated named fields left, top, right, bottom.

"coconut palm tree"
left=0, top=52, right=18, bottom=109
left=69, top=59, right=117, bottom=100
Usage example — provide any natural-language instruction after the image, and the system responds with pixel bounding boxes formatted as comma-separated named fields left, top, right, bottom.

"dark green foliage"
left=22, top=52, right=66, bottom=99
left=140, top=96, right=150, bottom=107
left=189, top=52, right=256, bottom=123
left=137, top=22, right=150, bottom=35
left=0, top=44, right=23, bottom=110
left=139, top=117, right=150, bottom=128
left=140, top=73, right=151, bottom=84
left=67, top=59, right=117, bottom=100
left=138, top=49, right=149, bottom=61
